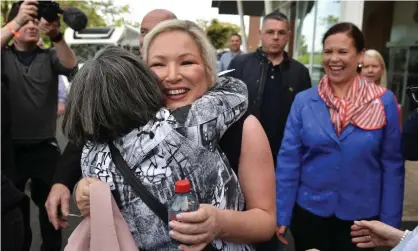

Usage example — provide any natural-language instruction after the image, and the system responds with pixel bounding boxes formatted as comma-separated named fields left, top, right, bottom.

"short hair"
left=142, top=19, right=217, bottom=83
left=262, top=11, right=289, bottom=29
left=364, top=49, right=388, bottom=88
left=62, top=46, right=164, bottom=145
left=322, top=22, right=365, bottom=53
left=231, top=33, right=241, bottom=41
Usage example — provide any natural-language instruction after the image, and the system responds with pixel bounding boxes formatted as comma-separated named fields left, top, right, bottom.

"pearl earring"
left=358, top=63, right=363, bottom=68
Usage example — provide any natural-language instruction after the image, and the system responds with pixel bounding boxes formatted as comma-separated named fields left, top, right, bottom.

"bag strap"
left=108, top=141, right=217, bottom=251
left=108, top=141, right=168, bottom=224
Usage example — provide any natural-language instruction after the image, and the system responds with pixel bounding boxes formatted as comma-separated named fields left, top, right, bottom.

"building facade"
left=213, top=0, right=418, bottom=117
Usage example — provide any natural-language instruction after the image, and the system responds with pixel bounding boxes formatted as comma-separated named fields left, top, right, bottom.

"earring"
left=358, top=63, right=363, bottom=68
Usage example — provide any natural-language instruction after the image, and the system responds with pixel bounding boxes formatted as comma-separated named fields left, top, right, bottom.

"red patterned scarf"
left=318, top=75, right=387, bottom=136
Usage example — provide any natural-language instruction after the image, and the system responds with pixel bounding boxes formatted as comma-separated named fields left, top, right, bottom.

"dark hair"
left=322, top=22, right=365, bottom=53
left=262, top=11, right=289, bottom=29
left=230, top=33, right=241, bottom=41
left=62, top=46, right=164, bottom=145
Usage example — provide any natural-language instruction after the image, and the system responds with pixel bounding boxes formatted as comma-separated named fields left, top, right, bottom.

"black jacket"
left=1, top=78, right=25, bottom=214
left=402, top=109, right=418, bottom=161
left=228, top=48, right=311, bottom=159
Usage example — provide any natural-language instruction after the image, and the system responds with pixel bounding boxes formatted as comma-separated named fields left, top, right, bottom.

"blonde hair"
left=364, top=49, right=387, bottom=88
left=142, top=19, right=217, bottom=83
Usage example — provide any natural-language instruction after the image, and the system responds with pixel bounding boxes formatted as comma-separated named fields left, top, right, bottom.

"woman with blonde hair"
left=72, top=19, right=276, bottom=251
left=362, top=49, right=387, bottom=88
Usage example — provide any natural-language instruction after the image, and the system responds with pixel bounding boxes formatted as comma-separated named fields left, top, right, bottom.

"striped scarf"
left=318, top=75, right=387, bottom=136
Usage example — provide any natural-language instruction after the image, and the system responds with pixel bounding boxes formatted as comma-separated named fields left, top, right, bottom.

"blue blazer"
left=276, top=86, right=405, bottom=228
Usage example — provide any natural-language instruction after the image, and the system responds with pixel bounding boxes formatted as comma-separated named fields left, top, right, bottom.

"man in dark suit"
left=227, top=11, right=312, bottom=249
left=228, top=11, right=311, bottom=167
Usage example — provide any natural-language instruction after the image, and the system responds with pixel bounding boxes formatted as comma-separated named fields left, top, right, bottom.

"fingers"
left=179, top=243, right=207, bottom=251
left=60, top=192, right=70, bottom=217
left=351, top=223, right=363, bottom=230
left=356, top=242, right=376, bottom=248
left=351, top=229, right=370, bottom=237
left=278, top=225, right=286, bottom=234
left=74, top=178, right=101, bottom=216
left=169, top=221, right=207, bottom=235
left=20, top=1, right=38, bottom=22
left=58, top=220, right=69, bottom=229
left=45, top=196, right=59, bottom=230
left=176, top=207, right=208, bottom=224
left=80, top=204, right=90, bottom=217
left=353, top=220, right=375, bottom=229
left=352, top=235, right=372, bottom=244
left=169, top=230, right=208, bottom=245
left=277, top=234, right=289, bottom=245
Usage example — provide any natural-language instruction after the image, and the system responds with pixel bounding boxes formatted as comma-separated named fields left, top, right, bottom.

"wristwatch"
left=50, top=32, right=63, bottom=42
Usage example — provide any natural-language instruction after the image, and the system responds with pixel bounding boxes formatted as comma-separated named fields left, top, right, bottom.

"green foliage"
left=1, top=0, right=131, bottom=48
left=320, top=15, right=338, bottom=29
left=297, top=53, right=322, bottom=65
left=204, top=19, right=240, bottom=49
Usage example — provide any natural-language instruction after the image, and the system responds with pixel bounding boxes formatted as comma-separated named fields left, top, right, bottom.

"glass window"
left=293, top=0, right=341, bottom=85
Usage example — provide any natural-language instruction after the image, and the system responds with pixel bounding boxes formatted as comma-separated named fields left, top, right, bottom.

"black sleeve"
left=227, top=56, right=239, bottom=78
left=302, top=66, right=312, bottom=90
left=52, top=142, right=83, bottom=192
left=218, top=113, right=249, bottom=176
left=402, top=109, right=418, bottom=161
left=49, top=48, right=78, bottom=81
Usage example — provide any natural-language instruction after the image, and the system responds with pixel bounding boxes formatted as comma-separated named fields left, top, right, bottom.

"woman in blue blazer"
left=275, top=23, right=405, bottom=251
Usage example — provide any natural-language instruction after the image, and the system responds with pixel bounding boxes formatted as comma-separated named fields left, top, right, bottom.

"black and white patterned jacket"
left=81, top=76, right=255, bottom=251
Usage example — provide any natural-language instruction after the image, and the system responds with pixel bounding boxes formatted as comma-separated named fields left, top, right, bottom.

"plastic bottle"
left=167, top=179, right=199, bottom=245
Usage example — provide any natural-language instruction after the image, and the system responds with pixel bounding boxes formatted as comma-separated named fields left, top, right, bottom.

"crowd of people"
left=2, top=1, right=418, bottom=251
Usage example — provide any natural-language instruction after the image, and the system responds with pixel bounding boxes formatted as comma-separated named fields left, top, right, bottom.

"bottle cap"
left=175, top=179, right=191, bottom=194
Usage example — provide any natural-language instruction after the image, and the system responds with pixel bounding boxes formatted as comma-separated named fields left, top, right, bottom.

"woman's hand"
left=74, top=177, right=101, bottom=216
left=351, top=220, right=405, bottom=248
left=276, top=225, right=288, bottom=245
left=169, top=204, right=220, bottom=251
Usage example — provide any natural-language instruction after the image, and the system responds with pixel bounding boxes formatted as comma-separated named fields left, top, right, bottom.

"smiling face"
left=147, top=30, right=211, bottom=109
left=362, top=56, right=383, bottom=84
left=230, top=35, right=241, bottom=53
left=322, top=32, right=364, bottom=86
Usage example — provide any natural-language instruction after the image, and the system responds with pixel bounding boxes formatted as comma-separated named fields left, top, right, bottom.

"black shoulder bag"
left=108, top=141, right=216, bottom=251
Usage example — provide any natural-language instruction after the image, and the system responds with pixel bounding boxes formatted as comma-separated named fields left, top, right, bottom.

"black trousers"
left=291, top=204, right=376, bottom=251
left=13, top=140, right=62, bottom=251
left=1, top=203, right=26, bottom=251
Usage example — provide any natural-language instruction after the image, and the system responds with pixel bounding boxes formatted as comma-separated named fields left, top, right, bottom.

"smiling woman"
left=70, top=19, right=277, bottom=251
left=275, top=22, right=404, bottom=251
left=143, top=20, right=217, bottom=109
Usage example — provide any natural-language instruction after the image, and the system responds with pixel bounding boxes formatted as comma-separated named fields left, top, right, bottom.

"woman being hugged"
left=70, top=19, right=276, bottom=251
left=275, top=22, right=404, bottom=251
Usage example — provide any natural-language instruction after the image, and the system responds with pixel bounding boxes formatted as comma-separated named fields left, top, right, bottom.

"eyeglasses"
left=406, top=85, right=418, bottom=105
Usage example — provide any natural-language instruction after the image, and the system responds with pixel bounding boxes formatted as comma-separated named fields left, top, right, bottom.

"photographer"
left=1, top=1, right=77, bottom=250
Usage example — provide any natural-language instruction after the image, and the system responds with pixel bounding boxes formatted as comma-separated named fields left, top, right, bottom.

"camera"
left=17, top=0, right=62, bottom=23
left=15, top=0, right=87, bottom=31
left=36, top=1, right=63, bottom=23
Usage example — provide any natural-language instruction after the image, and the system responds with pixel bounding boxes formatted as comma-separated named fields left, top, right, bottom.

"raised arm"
left=1, top=1, right=38, bottom=48
left=171, top=76, right=248, bottom=140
